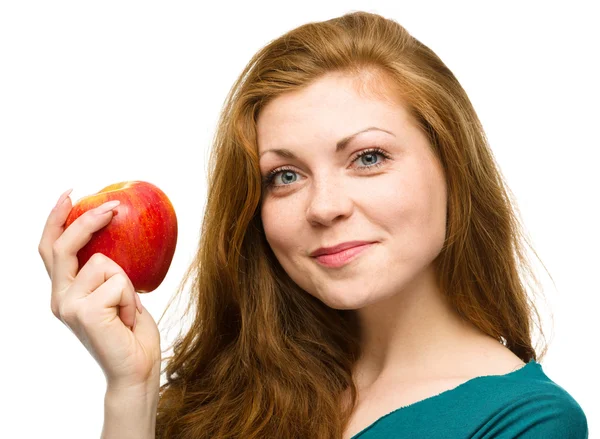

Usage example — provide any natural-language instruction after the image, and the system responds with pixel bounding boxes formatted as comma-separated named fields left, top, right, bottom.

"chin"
left=311, top=287, right=376, bottom=311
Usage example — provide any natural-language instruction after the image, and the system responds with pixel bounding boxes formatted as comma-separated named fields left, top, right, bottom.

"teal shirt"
left=350, top=360, right=588, bottom=438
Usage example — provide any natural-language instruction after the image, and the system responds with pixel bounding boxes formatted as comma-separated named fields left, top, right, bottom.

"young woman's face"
left=257, top=72, right=448, bottom=310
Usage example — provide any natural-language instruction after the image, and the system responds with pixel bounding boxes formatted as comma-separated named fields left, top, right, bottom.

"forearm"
left=101, top=384, right=159, bottom=439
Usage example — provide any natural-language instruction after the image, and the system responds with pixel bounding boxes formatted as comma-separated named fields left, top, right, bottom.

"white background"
left=1, top=1, right=598, bottom=437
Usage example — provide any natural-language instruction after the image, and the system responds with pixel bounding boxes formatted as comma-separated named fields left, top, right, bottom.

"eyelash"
left=262, top=147, right=391, bottom=190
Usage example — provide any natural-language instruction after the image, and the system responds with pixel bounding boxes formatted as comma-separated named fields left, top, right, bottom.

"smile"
left=312, top=243, right=375, bottom=268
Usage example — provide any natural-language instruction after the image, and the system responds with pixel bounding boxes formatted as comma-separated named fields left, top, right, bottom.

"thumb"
left=130, top=304, right=161, bottom=354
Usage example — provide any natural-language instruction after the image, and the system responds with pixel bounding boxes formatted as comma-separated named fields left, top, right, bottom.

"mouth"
left=310, top=240, right=377, bottom=257
left=311, top=242, right=375, bottom=268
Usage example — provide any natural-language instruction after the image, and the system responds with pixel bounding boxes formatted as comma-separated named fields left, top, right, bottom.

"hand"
left=38, top=189, right=162, bottom=390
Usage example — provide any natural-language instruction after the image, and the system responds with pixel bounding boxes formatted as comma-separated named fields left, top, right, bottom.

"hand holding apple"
left=64, top=181, right=178, bottom=293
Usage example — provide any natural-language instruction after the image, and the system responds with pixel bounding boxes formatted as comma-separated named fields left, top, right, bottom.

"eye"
left=261, top=147, right=392, bottom=190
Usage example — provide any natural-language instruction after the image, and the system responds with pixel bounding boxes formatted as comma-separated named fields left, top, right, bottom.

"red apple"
left=64, top=180, right=178, bottom=293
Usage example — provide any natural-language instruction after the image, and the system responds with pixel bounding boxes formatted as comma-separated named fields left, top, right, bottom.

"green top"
left=350, top=360, right=588, bottom=438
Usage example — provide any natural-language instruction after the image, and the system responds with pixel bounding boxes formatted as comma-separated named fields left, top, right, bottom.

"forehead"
left=256, top=72, right=412, bottom=151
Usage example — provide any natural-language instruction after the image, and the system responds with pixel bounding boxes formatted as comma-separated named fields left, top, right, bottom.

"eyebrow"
left=258, top=126, right=395, bottom=159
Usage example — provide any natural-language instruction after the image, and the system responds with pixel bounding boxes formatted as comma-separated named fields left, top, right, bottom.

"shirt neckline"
left=350, top=359, right=540, bottom=439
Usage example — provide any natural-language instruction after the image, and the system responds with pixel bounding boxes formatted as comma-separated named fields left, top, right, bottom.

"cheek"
left=412, top=173, right=447, bottom=253
left=261, top=202, right=311, bottom=285
left=362, top=170, right=419, bottom=224
left=260, top=203, right=278, bottom=247
left=260, top=200, right=298, bottom=253
left=373, top=167, right=447, bottom=253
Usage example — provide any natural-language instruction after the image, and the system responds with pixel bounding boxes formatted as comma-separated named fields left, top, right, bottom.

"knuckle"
left=38, top=245, right=49, bottom=266
left=89, top=252, right=107, bottom=266
left=50, top=299, right=60, bottom=319
left=58, top=301, right=76, bottom=323
left=114, top=272, right=130, bottom=290
left=51, top=240, right=64, bottom=257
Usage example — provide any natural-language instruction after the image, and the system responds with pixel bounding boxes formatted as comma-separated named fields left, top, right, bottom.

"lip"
left=312, top=242, right=375, bottom=268
left=310, top=240, right=377, bottom=257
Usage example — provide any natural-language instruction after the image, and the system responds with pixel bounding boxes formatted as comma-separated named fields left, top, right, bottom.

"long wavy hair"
left=154, top=10, right=552, bottom=438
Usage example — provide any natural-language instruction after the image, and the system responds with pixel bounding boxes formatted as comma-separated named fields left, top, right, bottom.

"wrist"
left=103, top=383, right=159, bottom=439
left=105, top=365, right=161, bottom=398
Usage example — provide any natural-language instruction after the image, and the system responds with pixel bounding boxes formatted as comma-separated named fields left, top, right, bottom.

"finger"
left=133, top=291, right=143, bottom=315
left=51, top=200, right=120, bottom=295
left=86, top=272, right=137, bottom=331
left=38, top=189, right=74, bottom=277
left=66, top=252, right=125, bottom=303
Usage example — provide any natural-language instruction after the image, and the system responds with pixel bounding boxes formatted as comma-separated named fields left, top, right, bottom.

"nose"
left=305, top=177, right=353, bottom=226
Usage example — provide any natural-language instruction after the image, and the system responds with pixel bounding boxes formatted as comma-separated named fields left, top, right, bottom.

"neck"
left=352, top=265, right=492, bottom=390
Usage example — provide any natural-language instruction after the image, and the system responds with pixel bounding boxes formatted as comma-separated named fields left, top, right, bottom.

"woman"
left=39, top=10, right=588, bottom=438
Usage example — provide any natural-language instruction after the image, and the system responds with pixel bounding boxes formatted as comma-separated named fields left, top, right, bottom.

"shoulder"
left=474, top=363, right=589, bottom=438
left=496, top=386, right=588, bottom=438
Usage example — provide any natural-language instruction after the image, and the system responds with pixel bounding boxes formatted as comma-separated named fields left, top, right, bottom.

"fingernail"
left=95, top=200, right=121, bottom=214
left=54, top=188, right=73, bottom=208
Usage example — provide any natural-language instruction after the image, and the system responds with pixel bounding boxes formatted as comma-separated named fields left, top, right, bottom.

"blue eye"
left=262, top=147, right=391, bottom=190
